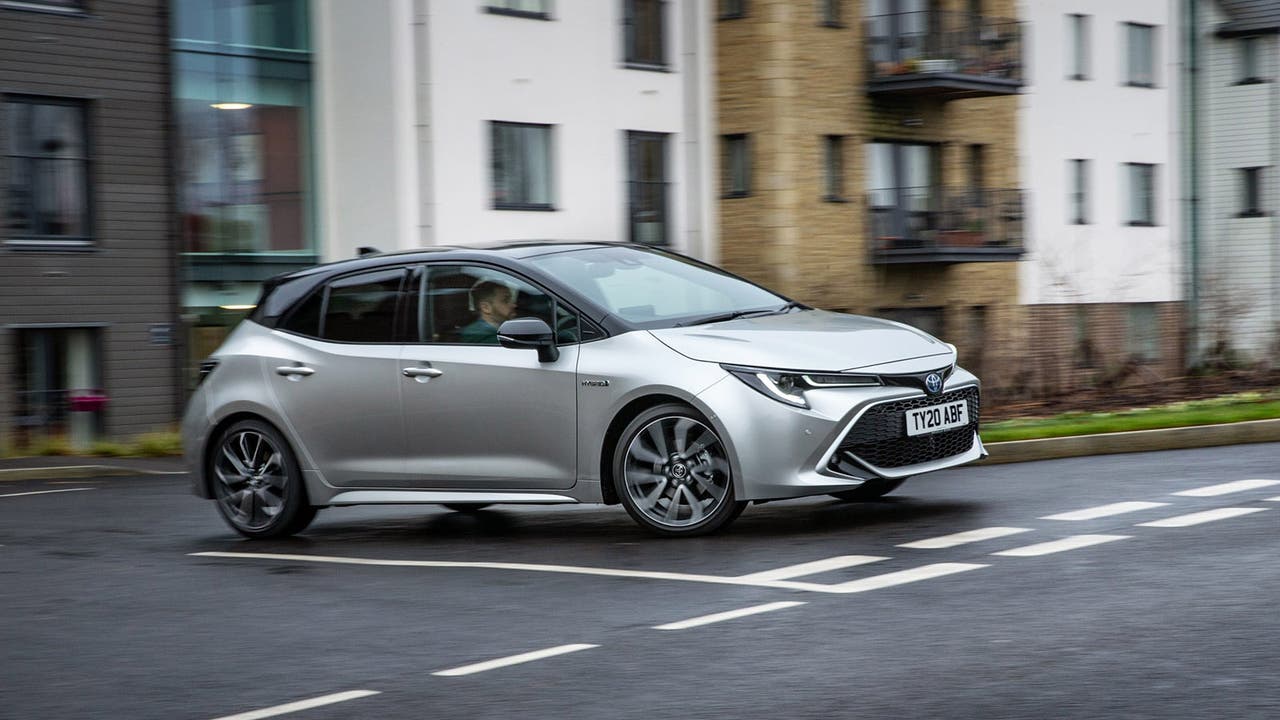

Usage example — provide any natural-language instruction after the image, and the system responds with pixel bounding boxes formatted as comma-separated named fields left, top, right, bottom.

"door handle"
left=402, top=367, right=443, bottom=378
left=275, top=365, right=315, bottom=377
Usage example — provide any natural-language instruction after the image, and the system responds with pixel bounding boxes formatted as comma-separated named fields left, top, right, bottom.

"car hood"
left=648, top=310, right=952, bottom=372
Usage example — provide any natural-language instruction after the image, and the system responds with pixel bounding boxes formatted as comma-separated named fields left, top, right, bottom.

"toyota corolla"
left=183, top=243, right=985, bottom=538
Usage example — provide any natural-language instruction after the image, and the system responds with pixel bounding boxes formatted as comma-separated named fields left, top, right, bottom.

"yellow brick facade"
left=715, top=0, right=1025, bottom=392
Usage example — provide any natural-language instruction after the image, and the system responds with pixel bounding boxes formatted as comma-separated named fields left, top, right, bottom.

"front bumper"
left=696, top=369, right=984, bottom=501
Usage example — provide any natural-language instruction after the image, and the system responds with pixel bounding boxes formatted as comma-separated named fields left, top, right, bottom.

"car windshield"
left=528, top=246, right=791, bottom=329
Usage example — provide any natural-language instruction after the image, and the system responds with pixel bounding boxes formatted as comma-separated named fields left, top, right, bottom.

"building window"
left=722, top=134, right=750, bottom=198
left=485, top=0, right=551, bottom=20
left=876, top=307, right=945, bottom=340
left=626, top=131, right=669, bottom=245
left=1125, top=163, right=1156, bottom=225
left=3, top=96, right=91, bottom=247
left=867, top=141, right=938, bottom=241
left=719, top=0, right=745, bottom=19
left=1069, top=159, right=1089, bottom=224
left=12, top=326, right=103, bottom=448
left=820, top=0, right=841, bottom=27
left=491, top=122, right=554, bottom=210
left=1240, top=36, right=1263, bottom=83
left=823, top=135, right=846, bottom=201
left=1067, top=14, right=1090, bottom=80
left=1125, top=22, right=1156, bottom=87
left=1240, top=167, right=1266, bottom=217
left=1126, top=303, right=1160, bottom=362
left=624, top=0, right=666, bottom=69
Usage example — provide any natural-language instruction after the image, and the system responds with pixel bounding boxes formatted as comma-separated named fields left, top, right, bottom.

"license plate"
left=905, top=400, right=969, bottom=437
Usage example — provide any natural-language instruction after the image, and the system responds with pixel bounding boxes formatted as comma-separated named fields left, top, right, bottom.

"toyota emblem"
left=925, top=373, right=943, bottom=395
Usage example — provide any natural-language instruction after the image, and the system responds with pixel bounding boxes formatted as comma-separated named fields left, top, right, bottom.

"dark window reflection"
left=4, top=97, right=90, bottom=241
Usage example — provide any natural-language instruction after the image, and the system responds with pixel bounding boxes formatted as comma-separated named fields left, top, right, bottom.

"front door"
left=399, top=264, right=579, bottom=489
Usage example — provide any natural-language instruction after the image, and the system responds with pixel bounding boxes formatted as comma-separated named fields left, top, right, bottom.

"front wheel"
left=209, top=419, right=316, bottom=539
left=829, top=477, right=906, bottom=502
left=612, top=404, right=746, bottom=537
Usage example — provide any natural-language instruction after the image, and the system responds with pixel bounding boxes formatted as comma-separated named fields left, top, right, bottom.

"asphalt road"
left=2, top=443, right=1278, bottom=720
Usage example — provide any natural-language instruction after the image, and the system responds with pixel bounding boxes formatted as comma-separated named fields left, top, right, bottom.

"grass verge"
left=981, top=392, right=1280, bottom=443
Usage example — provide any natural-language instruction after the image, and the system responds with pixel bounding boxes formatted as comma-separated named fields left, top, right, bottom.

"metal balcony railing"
left=865, top=11, right=1023, bottom=96
left=868, top=188, right=1025, bottom=263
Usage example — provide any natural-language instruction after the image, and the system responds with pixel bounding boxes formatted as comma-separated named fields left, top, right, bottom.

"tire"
left=612, top=404, right=747, bottom=537
left=442, top=503, right=493, bottom=513
left=829, top=477, right=907, bottom=502
left=208, top=418, right=316, bottom=539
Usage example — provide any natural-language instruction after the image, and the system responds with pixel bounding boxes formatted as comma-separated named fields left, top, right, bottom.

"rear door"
left=264, top=267, right=409, bottom=487
left=398, top=264, right=580, bottom=489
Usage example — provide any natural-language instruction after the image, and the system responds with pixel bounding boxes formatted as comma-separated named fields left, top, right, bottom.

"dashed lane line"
left=992, top=534, right=1130, bottom=557
left=653, top=601, right=807, bottom=630
left=1137, top=507, right=1269, bottom=528
left=897, top=527, right=1031, bottom=549
left=1173, top=479, right=1280, bottom=497
left=820, top=563, right=987, bottom=593
left=0, top=488, right=95, bottom=499
left=208, top=690, right=380, bottom=720
left=1266, top=496, right=1280, bottom=502
left=1040, top=501, right=1169, bottom=521
left=433, top=644, right=598, bottom=677
left=737, top=555, right=885, bottom=581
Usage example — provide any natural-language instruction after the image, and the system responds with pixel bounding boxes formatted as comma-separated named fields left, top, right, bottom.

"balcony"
left=865, top=11, right=1023, bottom=99
left=868, top=188, right=1025, bottom=264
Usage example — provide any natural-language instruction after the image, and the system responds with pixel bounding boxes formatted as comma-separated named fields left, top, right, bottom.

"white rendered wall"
left=315, top=1, right=715, bottom=260
left=1017, top=0, right=1180, bottom=306
left=1199, top=2, right=1280, bottom=356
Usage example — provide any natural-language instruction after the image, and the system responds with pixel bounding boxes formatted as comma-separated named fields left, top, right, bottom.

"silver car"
left=183, top=243, right=985, bottom=538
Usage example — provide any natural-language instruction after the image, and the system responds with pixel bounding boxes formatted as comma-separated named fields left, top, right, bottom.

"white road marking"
left=1137, top=507, right=1269, bottom=528
left=993, top=534, right=1129, bottom=557
left=1265, top=496, right=1280, bottom=502
left=433, top=644, right=597, bottom=677
left=0, top=488, right=94, bottom=499
left=1040, top=501, right=1169, bottom=521
left=898, top=527, right=1031, bottom=549
left=737, top=555, right=885, bottom=581
left=1173, top=479, right=1280, bottom=497
left=208, top=690, right=379, bottom=720
left=192, top=552, right=980, bottom=595
left=824, top=563, right=987, bottom=593
left=653, top=601, right=806, bottom=630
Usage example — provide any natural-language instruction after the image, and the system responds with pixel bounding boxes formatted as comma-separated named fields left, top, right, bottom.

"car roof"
left=279, top=241, right=627, bottom=280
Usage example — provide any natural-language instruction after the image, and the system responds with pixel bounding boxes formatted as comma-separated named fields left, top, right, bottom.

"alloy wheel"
left=622, top=415, right=731, bottom=529
left=213, top=429, right=288, bottom=532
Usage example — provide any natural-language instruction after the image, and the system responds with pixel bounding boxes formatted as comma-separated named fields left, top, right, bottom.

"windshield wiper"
left=674, top=301, right=808, bottom=327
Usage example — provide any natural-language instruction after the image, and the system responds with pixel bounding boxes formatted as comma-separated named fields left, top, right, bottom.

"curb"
left=980, top=417, right=1280, bottom=465
left=0, top=464, right=187, bottom=482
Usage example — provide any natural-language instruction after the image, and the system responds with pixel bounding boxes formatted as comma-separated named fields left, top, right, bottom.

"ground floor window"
left=12, top=326, right=104, bottom=448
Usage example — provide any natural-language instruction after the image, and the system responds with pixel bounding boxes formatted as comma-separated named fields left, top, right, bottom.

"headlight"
left=721, top=365, right=880, bottom=409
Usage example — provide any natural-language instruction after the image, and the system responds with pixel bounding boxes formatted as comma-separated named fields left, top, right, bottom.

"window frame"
left=1125, top=162, right=1157, bottom=226
left=277, top=267, right=410, bottom=344
left=1123, top=22, right=1157, bottom=88
left=1069, top=158, right=1090, bottom=225
left=722, top=133, right=751, bottom=198
left=484, top=0, right=552, bottom=21
left=3, top=94, right=94, bottom=250
left=1239, top=166, right=1267, bottom=217
left=719, top=0, right=746, bottom=20
left=490, top=121, right=556, bottom=211
left=819, top=0, right=842, bottom=28
left=623, top=0, right=668, bottom=71
left=1239, top=36, right=1265, bottom=84
left=1126, top=302, right=1161, bottom=363
left=823, top=135, right=847, bottom=202
left=1067, top=13, right=1090, bottom=80
left=626, top=130, right=670, bottom=246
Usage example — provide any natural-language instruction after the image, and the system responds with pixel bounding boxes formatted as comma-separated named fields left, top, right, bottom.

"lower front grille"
left=832, top=386, right=980, bottom=471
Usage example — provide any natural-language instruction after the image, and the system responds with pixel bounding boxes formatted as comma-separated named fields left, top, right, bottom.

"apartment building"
left=0, top=0, right=179, bottom=449
left=314, top=0, right=716, bottom=258
left=1191, top=0, right=1280, bottom=363
left=1018, top=0, right=1181, bottom=391
left=716, top=0, right=1026, bottom=389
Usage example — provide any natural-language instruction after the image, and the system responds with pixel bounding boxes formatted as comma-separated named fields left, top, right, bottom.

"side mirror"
left=497, top=317, right=559, bottom=363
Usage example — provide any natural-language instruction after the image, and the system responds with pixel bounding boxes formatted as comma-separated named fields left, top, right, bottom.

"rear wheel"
left=209, top=419, right=316, bottom=539
left=612, top=404, right=746, bottom=537
left=829, top=477, right=906, bottom=502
